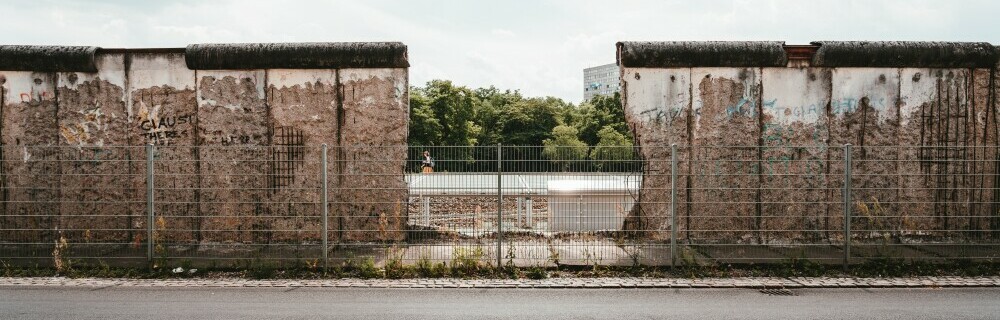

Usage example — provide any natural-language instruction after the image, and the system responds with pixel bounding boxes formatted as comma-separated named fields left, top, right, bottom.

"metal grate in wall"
left=269, top=126, right=305, bottom=192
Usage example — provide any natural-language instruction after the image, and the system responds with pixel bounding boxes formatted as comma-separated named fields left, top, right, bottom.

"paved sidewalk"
left=2, top=276, right=999, bottom=289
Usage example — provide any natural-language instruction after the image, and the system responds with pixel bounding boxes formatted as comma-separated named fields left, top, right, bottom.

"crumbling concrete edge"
left=617, top=41, right=788, bottom=68
left=0, top=46, right=99, bottom=72
left=811, top=41, right=999, bottom=68
left=185, top=42, right=409, bottom=70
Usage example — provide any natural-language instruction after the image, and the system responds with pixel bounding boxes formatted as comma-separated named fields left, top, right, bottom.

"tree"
left=407, top=89, right=443, bottom=146
left=406, top=80, right=634, bottom=173
left=568, top=92, right=630, bottom=146
left=408, top=80, right=481, bottom=147
left=501, top=98, right=567, bottom=146
left=590, top=125, right=635, bottom=171
left=472, top=86, right=525, bottom=146
left=542, top=125, right=589, bottom=171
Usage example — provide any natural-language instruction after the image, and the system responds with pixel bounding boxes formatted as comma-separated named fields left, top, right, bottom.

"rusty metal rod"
left=670, top=143, right=678, bottom=268
left=146, top=143, right=155, bottom=268
left=843, top=143, right=852, bottom=271
left=497, top=143, right=503, bottom=268
left=322, top=143, right=329, bottom=273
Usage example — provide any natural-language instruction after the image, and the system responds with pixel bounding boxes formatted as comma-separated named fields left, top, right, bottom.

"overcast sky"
left=3, top=0, right=998, bottom=103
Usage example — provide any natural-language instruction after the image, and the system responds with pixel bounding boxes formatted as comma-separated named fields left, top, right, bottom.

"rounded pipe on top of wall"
left=0, top=45, right=100, bottom=72
left=184, top=42, right=409, bottom=70
left=616, top=41, right=788, bottom=68
left=810, top=41, right=999, bottom=68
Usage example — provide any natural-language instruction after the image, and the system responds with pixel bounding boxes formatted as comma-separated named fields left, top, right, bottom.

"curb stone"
left=1, top=276, right=999, bottom=289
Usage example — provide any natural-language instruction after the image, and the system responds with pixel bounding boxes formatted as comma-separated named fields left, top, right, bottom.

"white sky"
left=2, top=0, right=999, bottom=103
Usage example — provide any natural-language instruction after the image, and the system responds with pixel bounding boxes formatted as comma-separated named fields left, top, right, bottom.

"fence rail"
left=1, top=144, right=999, bottom=271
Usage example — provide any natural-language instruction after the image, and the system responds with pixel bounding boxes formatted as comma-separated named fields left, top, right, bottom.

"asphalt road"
left=2, top=286, right=998, bottom=319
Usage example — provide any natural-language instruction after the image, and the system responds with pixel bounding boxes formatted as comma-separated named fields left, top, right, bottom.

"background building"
left=583, top=63, right=619, bottom=101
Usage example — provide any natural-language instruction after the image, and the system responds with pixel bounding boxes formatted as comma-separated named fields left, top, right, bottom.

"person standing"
left=421, top=150, right=435, bottom=173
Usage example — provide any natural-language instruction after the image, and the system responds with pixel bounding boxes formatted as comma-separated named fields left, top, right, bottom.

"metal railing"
left=1, top=144, right=998, bottom=271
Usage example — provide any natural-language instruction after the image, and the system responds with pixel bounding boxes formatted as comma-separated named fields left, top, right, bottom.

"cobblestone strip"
left=2, top=276, right=999, bottom=289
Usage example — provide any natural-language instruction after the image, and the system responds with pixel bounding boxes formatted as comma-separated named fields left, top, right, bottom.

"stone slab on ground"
left=505, top=240, right=558, bottom=268
left=635, top=245, right=714, bottom=267
left=692, top=244, right=792, bottom=264
left=548, top=239, right=635, bottom=267
left=393, top=243, right=499, bottom=267
left=766, top=245, right=846, bottom=265
left=904, top=244, right=1000, bottom=260
left=850, top=245, right=944, bottom=261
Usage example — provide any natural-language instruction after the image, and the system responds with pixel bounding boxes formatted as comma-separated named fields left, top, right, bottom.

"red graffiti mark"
left=18, top=91, right=51, bottom=102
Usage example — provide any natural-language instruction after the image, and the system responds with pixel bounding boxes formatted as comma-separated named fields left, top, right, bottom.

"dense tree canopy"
left=408, top=80, right=481, bottom=147
left=542, top=125, right=589, bottom=171
left=407, top=80, right=634, bottom=172
left=408, top=80, right=630, bottom=148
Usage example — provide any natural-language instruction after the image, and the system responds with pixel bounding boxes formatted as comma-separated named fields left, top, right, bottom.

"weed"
left=430, top=263, right=449, bottom=277
left=304, top=258, right=320, bottom=272
left=152, top=216, right=167, bottom=270
left=353, top=257, right=381, bottom=279
left=1, top=259, right=997, bottom=279
left=526, top=265, right=548, bottom=279
left=415, top=255, right=431, bottom=273
left=246, top=259, right=276, bottom=279
left=52, top=233, right=71, bottom=275
left=327, top=264, right=345, bottom=278
left=501, top=242, right=521, bottom=278
left=546, top=240, right=560, bottom=266
left=676, top=246, right=698, bottom=267
left=505, top=242, right=517, bottom=269
left=96, top=260, right=113, bottom=277
left=780, top=257, right=826, bottom=277
left=384, top=246, right=410, bottom=279
left=856, top=197, right=903, bottom=245
left=613, top=236, right=643, bottom=269
left=451, top=247, right=485, bottom=277
left=1, top=260, right=11, bottom=277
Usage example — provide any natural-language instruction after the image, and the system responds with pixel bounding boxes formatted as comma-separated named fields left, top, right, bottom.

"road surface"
left=2, top=286, right=998, bottom=319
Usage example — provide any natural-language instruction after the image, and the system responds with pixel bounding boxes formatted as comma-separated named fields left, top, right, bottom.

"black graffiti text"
left=139, top=115, right=193, bottom=131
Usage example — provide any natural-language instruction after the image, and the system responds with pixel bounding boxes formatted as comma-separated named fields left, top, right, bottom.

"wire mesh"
left=1, top=144, right=998, bottom=270
left=0, top=146, right=146, bottom=267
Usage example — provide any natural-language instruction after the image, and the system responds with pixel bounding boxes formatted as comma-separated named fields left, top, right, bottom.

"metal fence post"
left=145, top=144, right=155, bottom=268
left=843, top=144, right=852, bottom=271
left=516, top=197, right=522, bottom=225
left=497, top=143, right=503, bottom=268
left=670, top=144, right=678, bottom=268
left=422, top=196, right=430, bottom=225
left=321, top=144, right=329, bottom=272
left=526, top=198, right=532, bottom=224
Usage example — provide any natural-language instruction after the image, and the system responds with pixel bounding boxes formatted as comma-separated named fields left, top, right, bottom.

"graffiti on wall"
left=138, top=114, right=193, bottom=142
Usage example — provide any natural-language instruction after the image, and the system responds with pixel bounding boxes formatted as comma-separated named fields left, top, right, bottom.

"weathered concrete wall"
left=973, top=62, right=1000, bottom=237
left=971, top=67, right=999, bottom=235
left=338, top=68, right=409, bottom=242
left=897, top=68, right=940, bottom=232
left=0, top=71, right=59, bottom=243
left=266, top=69, right=339, bottom=243
left=690, top=67, right=761, bottom=240
left=129, top=53, right=200, bottom=245
left=828, top=68, right=900, bottom=225
left=760, top=67, right=831, bottom=241
left=898, top=68, right=996, bottom=233
left=619, top=41, right=1000, bottom=241
left=196, top=70, right=270, bottom=244
left=0, top=43, right=409, bottom=246
left=621, top=68, right=689, bottom=240
left=56, top=53, right=136, bottom=243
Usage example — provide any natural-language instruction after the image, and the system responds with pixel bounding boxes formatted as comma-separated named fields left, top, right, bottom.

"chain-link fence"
left=1, top=144, right=998, bottom=270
